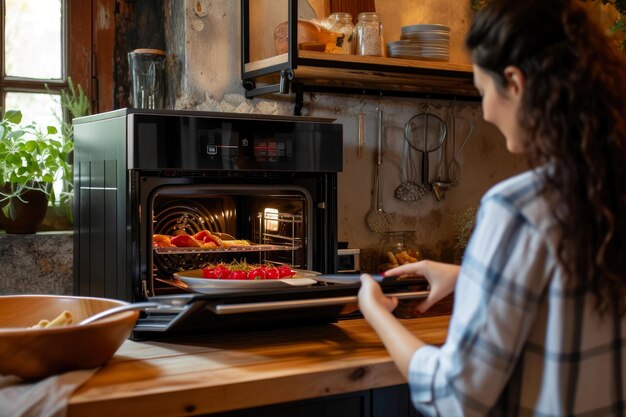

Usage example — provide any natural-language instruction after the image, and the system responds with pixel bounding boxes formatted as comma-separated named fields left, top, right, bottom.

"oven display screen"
left=252, top=134, right=293, bottom=162
left=199, top=127, right=294, bottom=163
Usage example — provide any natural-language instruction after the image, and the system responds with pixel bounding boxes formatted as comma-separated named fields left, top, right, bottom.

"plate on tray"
left=173, top=269, right=319, bottom=293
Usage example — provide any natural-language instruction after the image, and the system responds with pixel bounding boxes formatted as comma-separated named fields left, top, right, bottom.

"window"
left=1, top=0, right=66, bottom=128
left=0, top=0, right=115, bottom=230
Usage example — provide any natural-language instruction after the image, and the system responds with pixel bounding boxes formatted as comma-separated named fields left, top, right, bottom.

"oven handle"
left=206, top=290, right=429, bottom=315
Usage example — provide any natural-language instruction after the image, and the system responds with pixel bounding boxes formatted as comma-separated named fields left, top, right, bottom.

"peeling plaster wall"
left=170, top=0, right=526, bottom=267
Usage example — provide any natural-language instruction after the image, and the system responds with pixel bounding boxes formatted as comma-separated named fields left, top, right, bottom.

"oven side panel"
left=73, top=112, right=132, bottom=301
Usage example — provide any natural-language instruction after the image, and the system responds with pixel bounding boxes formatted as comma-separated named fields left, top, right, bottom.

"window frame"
left=0, top=0, right=69, bottom=112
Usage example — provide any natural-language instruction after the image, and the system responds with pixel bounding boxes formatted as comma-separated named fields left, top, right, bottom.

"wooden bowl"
left=0, top=295, right=138, bottom=380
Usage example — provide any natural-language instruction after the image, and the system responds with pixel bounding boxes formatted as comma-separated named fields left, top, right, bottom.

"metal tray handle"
left=207, top=290, right=429, bottom=315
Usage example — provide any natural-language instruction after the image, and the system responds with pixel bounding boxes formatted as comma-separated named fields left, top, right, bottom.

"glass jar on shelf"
left=323, top=12, right=354, bottom=54
left=376, top=231, right=421, bottom=273
left=353, top=12, right=383, bottom=56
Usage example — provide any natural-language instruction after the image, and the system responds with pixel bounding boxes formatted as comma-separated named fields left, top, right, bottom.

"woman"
left=358, top=1, right=626, bottom=415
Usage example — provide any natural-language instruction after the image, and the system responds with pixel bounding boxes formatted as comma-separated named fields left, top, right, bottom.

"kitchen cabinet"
left=208, top=389, right=371, bottom=417
left=203, top=384, right=421, bottom=417
left=241, top=0, right=479, bottom=115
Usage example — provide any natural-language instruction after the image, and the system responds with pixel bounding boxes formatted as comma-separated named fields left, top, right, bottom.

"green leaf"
left=3, top=110, right=22, bottom=125
left=24, top=140, right=38, bottom=153
left=47, top=125, right=58, bottom=135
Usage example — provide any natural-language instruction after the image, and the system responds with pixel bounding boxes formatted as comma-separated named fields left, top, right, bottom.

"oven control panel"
left=129, top=112, right=343, bottom=172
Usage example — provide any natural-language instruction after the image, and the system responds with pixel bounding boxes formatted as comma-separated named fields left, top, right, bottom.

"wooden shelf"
left=243, top=51, right=478, bottom=113
left=299, top=51, right=476, bottom=97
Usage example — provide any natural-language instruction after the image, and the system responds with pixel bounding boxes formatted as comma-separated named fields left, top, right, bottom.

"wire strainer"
left=395, top=134, right=429, bottom=201
left=404, top=106, right=447, bottom=187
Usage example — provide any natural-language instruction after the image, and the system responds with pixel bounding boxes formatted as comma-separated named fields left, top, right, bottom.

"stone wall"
left=0, top=232, right=73, bottom=295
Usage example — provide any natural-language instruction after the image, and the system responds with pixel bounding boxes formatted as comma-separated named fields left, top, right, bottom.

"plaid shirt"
left=409, top=169, right=626, bottom=417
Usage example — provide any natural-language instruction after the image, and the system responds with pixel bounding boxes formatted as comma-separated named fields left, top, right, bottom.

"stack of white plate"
left=388, top=24, right=450, bottom=62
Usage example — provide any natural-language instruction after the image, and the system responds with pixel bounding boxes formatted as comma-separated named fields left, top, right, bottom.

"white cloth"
left=0, top=368, right=98, bottom=417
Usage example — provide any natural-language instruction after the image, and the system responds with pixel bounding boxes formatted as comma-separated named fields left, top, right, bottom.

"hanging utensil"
left=357, top=99, right=366, bottom=159
left=448, top=111, right=474, bottom=185
left=358, top=111, right=365, bottom=159
left=431, top=104, right=457, bottom=201
left=395, top=125, right=429, bottom=201
left=404, top=104, right=447, bottom=192
left=366, top=107, right=392, bottom=233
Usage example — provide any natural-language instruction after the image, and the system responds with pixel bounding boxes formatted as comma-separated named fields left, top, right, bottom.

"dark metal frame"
left=241, top=0, right=297, bottom=96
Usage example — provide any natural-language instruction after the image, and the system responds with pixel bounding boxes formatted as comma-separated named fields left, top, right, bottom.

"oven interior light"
left=264, top=208, right=279, bottom=232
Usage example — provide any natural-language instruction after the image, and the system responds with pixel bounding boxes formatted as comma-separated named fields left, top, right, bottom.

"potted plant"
left=0, top=110, right=73, bottom=233
left=54, top=78, right=91, bottom=224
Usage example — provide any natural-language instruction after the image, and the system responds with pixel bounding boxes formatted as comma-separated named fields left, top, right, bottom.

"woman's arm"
left=358, top=261, right=460, bottom=378
left=358, top=274, right=425, bottom=379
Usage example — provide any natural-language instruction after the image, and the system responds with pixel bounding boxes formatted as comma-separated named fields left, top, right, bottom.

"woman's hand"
left=358, top=273, right=399, bottom=320
left=384, top=260, right=460, bottom=313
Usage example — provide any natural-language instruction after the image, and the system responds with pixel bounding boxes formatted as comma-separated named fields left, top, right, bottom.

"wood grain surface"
left=244, top=51, right=477, bottom=98
left=67, top=315, right=450, bottom=417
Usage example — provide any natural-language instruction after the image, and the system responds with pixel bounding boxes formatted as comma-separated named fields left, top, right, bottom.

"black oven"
left=73, top=109, right=427, bottom=338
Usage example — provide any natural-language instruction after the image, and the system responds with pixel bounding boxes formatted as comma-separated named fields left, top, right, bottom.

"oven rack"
left=258, top=211, right=302, bottom=246
left=154, top=243, right=301, bottom=255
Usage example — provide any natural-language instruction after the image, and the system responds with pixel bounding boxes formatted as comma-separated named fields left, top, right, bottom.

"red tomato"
left=265, top=268, right=280, bottom=280
left=248, top=268, right=266, bottom=280
left=214, top=265, right=231, bottom=280
left=277, top=265, right=295, bottom=278
left=201, top=267, right=217, bottom=279
left=229, top=270, right=247, bottom=280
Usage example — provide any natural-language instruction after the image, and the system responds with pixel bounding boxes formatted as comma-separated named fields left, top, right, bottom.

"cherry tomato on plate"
left=277, top=265, right=295, bottom=278
left=214, top=265, right=231, bottom=280
left=248, top=268, right=266, bottom=280
left=229, top=270, right=248, bottom=280
left=264, top=268, right=280, bottom=280
left=201, top=267, right=218, bottom=279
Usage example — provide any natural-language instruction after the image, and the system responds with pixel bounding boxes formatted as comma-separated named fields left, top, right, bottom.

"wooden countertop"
left=67, top=315, right=450, bottom=417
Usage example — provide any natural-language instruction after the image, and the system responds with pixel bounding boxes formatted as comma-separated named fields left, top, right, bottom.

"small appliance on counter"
left=337, top=248, right=360, bottom=273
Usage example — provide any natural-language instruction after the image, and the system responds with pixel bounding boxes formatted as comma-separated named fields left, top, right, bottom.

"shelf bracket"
left=294, top=84, right=304, bottom=116
left=279, top=69, right=294, bottom=94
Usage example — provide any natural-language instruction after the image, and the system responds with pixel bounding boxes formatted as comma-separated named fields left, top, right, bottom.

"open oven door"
left=131, top=274, right=429, bottom=339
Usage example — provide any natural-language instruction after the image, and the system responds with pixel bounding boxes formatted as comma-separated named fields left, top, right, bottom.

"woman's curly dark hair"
left=466, top=0, right=626, bottom=316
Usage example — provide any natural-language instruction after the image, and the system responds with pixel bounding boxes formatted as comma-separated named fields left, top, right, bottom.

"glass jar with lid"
left=353, top=12, right=383, bottom=56
left=376, top=231, right=421, bottom=273
left=323, top=12, right=354, bottom=54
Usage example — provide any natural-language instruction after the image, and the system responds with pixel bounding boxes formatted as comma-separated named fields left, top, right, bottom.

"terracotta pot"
left=0, top=184, right=50, bottom=234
